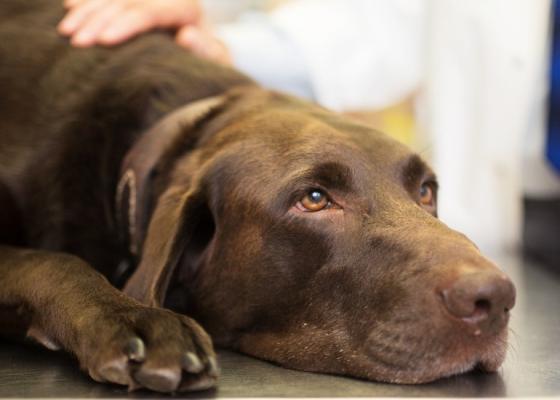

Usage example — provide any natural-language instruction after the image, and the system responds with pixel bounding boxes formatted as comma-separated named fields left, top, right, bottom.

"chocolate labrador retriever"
left=0, top=0, right=516, bottom=394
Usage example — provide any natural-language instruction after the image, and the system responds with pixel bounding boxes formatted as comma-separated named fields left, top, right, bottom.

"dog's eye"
left=298, top=189, right=330, bottom=212
left=419, top=183, right=434, bottom=206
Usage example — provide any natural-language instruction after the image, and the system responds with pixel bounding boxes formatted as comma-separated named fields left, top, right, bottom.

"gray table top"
left=1, top=252, right=559, bottom=398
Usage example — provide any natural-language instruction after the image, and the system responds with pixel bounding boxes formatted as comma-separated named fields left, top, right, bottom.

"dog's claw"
left=182, top=351, right=204, bottom=374
left=207, top=356, right=220, bottom=378
left=125, top=337, right=146, bottom=362
left=79, top=308, right=216, bottom=392
left=134, top=366, right=181, bottom=393
left=180, top=375, right=217, bottom=392
left=97, top=358, right=130, bottom=386
left=127, top=379, right=142, bottom=392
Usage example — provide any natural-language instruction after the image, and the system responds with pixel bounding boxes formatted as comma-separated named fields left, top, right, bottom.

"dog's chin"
left=366, top=354, right=503, bottom=385
left=235, top=325, right=509, bottom=386
left=361, top=329, right=509, bottom=384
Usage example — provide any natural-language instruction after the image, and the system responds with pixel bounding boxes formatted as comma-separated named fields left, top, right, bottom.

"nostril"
left=467, top=299, right=491, bottom=322
left=439, top=287, right=497, bottom=321
left=474, top=299, right=491, bottom=315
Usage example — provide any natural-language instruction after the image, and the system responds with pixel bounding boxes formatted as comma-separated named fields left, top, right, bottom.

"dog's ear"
left=116, top=95, right=226, bottom=256
left=118, top=95, right=228, bottom=306
left=123, top=182, right=208, bottom=306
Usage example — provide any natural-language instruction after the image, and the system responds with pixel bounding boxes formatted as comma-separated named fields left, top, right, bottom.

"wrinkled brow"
left=294, top=161, right=354, bottom=192
left=402, top=154, right=437, bottom=188
left=271, top=161, right=354, bottom=211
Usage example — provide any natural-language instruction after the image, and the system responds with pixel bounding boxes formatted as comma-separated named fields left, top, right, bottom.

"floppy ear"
left=124, top=183, right=208, bottom=306
left=117, top=95, right=228, bottom=306
left=116, top=94, right=227, bottom=256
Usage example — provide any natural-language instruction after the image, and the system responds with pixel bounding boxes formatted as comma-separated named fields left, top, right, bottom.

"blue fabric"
left=547, top=0, right=560, bottom=172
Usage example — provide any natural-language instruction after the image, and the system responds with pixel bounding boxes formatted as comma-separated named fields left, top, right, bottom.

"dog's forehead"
left=216, top=101, right=418, bottom=179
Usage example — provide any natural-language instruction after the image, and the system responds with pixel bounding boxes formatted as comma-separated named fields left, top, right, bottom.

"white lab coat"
left=424, top=0, right=555, bottom=252
left=216, top=0, right=425, bottom=110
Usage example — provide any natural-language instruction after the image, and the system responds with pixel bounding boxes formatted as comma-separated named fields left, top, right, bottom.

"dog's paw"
left=76, top=306, right=218, bottom=393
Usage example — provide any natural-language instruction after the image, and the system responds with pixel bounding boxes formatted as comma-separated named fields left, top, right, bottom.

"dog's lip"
left=362, top=327, right=509, bottom=384
left=359, top=352, right=492, bottom=384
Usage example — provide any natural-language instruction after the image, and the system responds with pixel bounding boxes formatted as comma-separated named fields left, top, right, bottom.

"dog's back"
left=0, top=0, right=251, bottom=275
left=0, top=0, right=249, bottom=152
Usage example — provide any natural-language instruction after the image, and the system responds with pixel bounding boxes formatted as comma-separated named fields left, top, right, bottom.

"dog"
left=0, top=0, right=516, bottom=393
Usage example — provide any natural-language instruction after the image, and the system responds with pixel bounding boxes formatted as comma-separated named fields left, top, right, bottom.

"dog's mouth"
left=361, top=326, right=509, bottom=384
left=233, top=317, right=510, bottom=386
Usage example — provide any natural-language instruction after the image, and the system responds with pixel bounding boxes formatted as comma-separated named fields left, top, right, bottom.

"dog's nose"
left=440, top=270, right=516, bottom=335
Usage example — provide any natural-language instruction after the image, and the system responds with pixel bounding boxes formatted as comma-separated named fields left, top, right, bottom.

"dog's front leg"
left=0, top=245, right=218, bottom=392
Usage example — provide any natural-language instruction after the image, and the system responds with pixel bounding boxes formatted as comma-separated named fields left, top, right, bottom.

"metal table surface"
left=0, top=252, right=559, bottom=398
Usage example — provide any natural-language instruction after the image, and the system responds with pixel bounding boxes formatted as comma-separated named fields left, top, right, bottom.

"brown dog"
left=0, top=0, right=515, bottom=393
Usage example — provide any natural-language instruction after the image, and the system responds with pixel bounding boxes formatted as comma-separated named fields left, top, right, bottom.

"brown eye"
left=299, top=189, right=330, bottom=212
left=419, top=183, right=434, bottom=206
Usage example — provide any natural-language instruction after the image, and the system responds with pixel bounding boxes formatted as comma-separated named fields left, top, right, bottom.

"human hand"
left=175, top=24, right=232, bottom=65
left=58, top=0, right=202, bottom=47
left=58, top=0, right=231, bottom=65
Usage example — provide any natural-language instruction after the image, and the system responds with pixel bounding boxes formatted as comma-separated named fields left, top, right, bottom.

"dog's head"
left=122, top=86, right=515, bottom=384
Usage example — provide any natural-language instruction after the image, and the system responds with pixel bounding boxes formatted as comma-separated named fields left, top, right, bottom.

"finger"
left=176, top=26, right=232, bottom=65
left=150, top=0, right=202, bottom=27
left=204, top=40, right=232, bottom=65
left=58, top=0, right=111, bottom=36
left=70, top=1, right=127, bottom=47
left=97, top=8, right=155, bottom=45
left=64, top=0, right=87, bottom=9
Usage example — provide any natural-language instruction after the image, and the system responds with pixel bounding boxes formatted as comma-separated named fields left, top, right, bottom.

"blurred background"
left=201, top=0, right=559, bottom=264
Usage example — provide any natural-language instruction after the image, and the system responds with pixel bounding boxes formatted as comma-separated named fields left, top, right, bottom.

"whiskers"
left=505, top=327, right=519, bottom=358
